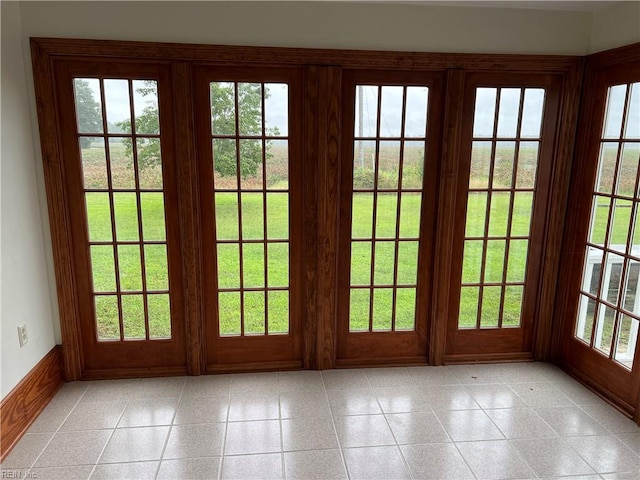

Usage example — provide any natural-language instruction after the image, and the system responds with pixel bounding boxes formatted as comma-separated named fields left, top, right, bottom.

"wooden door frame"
left=31, top=37, right=583, bottom=380
left=555, top=43, right=640, bottom=420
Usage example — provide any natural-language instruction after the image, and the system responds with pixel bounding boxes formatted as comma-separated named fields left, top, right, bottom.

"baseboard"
left=1, top=346, right=64, bottom=462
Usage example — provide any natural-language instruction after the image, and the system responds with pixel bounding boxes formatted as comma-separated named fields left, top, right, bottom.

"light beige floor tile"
left=401, top=443, right=475, bottom=479
left=385, top=411, right=450, bottom=444
left=60, top=401, right=127, bottom=431
left=374, top=386, right=431, bottom=413
left=99, top=426, right=170, bottom=463
left=117, top=398, right=178, bottom=428
left=435, top=409, right=504, bottom=441
left=157, top=457, right=221, bottom=480
left=485, top=407, right=557, bottom=439
left=173, top=395, right=229, bottom=424
left=34, top=430, right=112, bottom=468
left=279, top=391, right=332, bottom=418
left=580, top=404, right=640, bottom=433
left=182, top=375, right=232, bottom=398
left=551, top=379, right=609, bottom=406
left=80, top=379, right=140, bottom=403
left=615, top=431, right=640, bottom=454
left=131, top=377, right=185, bottom=399
left=447, top=364, right=506, bottom=384
left=534, top=405, right=608, bottom=436
left=284, top=449, right=347, bottom=480
left=322, top=369, right=371, bottom=391
left=406, top=366, right=460, bottom=386
left=421, top=385, right=481, bottom=410
left=228, top=393, right=279, bottom=421
left=27, top=401, right=75, bottom=433
left=565, top=434, right=640, bottom=474
left=89, top=461, right=158, bottom=479
left=510, top=437, right=596, bottom=477
left=465, top=384, right=526, bottom=409
left=221, top=453, right=283, bottom=480
left=364, top=367, right=415, bottom=387
left=509, top=382, right=575, bottom=407
left=1, top=433, right=53, bottom=469
left=343, top=446, right=411, bottom=480
left=224, top=420, right=281, bottom=455
left=492, top=363, right=550, bottom=384
left=230, top=373, right=279, bottom=394
left=281, top=417, right=339, bottom=451
left=457, top=440, right=535, bottom=479
left=163, top=423, right=226, bottom=459
left=28, top=465, right=93, bottom=480
left=333, top=414, right=395, bottom=448
left=327, top=388, right=382, bottom=416
left=278, top=371, right=324, bottom=392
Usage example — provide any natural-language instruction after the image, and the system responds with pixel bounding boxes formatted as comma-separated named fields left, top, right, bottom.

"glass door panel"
left=196, top=68, right=303, bottom=370
left=337, top=71, right=443, bottom=365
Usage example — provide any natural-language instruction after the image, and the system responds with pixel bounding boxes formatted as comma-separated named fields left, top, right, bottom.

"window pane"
left=354, top=86, right=379, bottom=137
left=473, top=88, right=497, bottom=138
left=470, top=141, right=492, bottom=188
left=614, top=314, right=639, bottom=368
left=610, top=199, right=632, bottom=251
left=398, top=193, right=421, bottom=238
left=462, top=240, right=483, bottom=284
left=516, top=141, right=539, bottom=189
left=459, top=286, right=480, bottom=329
left=511, top=192, right=533, bottom=237
left=217, top=244, right=240, bottom=289
left=268, top=290, right=289, bottom=334
left=380, top=86, right=403, bottom=137
left=503, top=285, right=523, bottom=327
left=624, top=83, right=640, bottom=139
left=148, top=294, right=170, bottom=339
left=506, top=240, right=528, bottom=283
left=497, top=88, right=521, bottom=138
left=140, top=192, right=166, bottom=241
left=521, top=89, right=545, bottom=138
left=602, top=254, right=625, bottom=304
left=213, top=138, right=238, bottom=188
left=219, top=291, right=240, bottom=336
left=378, top=141, right=401, bottom=189
left=401, top=141, right=425, bottom=189
left=243, top=243, right=265, bottom=288
left=353, top=140, right=376, bottom=189
left=239, top=139, right=263, bottom=189
left=104, top=79, right=131, bottom=134
left=372, top=288, right=393, bottom=331
left=215, top=192, right=239, bottom=241
left=596, top=143, right=619, bottom=195
left=622, top=262, right=640, bottom=312
left=144, top=244, right=168, bottom=291
left=397, top=241, right=419, bottom=285
left=575, top=295, right=596, bottom=344
left=480, top=286, right=502, bottom=328
left=349, top=289, right=370, bottom=332
left=96, top=295, right=119, bottom=341
left=265, top=83, right=288, bottom=137
left=132, top=80, right=159, bottom=135
left=352, top=193, right=374, bottom=238
left=122, top=295, right=145, bottom=340
left=81, top=137, right=108, bottom=189
left=395, top=288, right=416, bottom=330
left=137, top=138, right=163, bottom=189
left=91, top=246, right=116, bottom=292
left=618, top=143, right=640, bottom=196
left=485, top=240, right=506, bottom=283
left=594, top=305, right=616, bottom=355
left=404, top=87, right=428, bottom=138
left=86, top=192, right=112, bottom=242
left=589, top=196, right=611, bottom=246
left=266, top=193, right=288, bottom=239
left=602, top=84, right=627, bottom=139
left=113, top=193, right=139, bottom=241
left=244, top=291, right=265, bottom=335
left=211, top=82, right=236, bottom=136
left=242, top=193, right=264, bottom=240
left=267, top=243, right=289, bottom=288
left=373, top=241, right=395, bottom=286
left=109, top=138, right=135, bottom=189
left=350, top=242, right=372, bottom=286
left=238, top=83, right=263, bottom=136
left=266, top=139, right=288, bottom=189
left=493, top=142, right=515, bottom=188
left=74, top=78, right=103, bottom=134
left=375, top=193, right=398, bottom=238
left=488, top=193, right=510, bottom=237
left=465, top=192, right=487, bottom=238
left=118, top=245, right=143, bottom=291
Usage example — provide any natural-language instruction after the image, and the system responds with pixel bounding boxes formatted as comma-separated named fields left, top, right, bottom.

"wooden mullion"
left=390, top=86, right=409, bottom=332
left=128, top=79, right=151, bottom=341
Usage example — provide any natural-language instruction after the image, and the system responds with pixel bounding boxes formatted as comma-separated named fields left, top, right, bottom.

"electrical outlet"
left=17, top=324, right=28, bottom=347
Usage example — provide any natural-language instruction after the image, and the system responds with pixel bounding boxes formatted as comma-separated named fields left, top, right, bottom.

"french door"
left=559, top=63, right=640, bottom=413
left=336, top=70, right=444, bottom=365
left=447, top=73, right=561, bottom=360
left=194, top=66, right=304, bottom=371
left=53, top=59, right=187, bottom=376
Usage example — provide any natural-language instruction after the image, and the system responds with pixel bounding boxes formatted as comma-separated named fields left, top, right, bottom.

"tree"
left=73, top=79, right=102, bottom=148
left=120, top=82, right=276, bottom=178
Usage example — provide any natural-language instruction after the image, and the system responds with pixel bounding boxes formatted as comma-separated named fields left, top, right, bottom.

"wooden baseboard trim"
left=1, top=346, right=64, bottom=462
left=444, top=352, right=534, bottom=364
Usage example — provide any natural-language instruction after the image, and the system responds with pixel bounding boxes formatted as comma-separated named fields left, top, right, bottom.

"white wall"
left=19, top=1, right=593, bottom=55
left=590, top=1, right=640, bottom=53
left=1, top=1, right=57, bottom=399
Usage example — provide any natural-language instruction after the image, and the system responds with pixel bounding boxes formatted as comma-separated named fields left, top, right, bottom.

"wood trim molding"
left=0, top=346, right=64, bottom=462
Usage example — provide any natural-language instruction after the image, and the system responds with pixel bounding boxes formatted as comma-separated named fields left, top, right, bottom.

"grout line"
left=277, top=372, right=286, bottom=480
left=216, top=373, right=234, bottom=480
left=321, top=371, right=350, bottom=480
left=152, top=376, right=186, bottom=480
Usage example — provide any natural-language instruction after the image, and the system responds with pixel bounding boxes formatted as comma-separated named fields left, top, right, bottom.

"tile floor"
left=1, top=362, right=639, bottom=479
